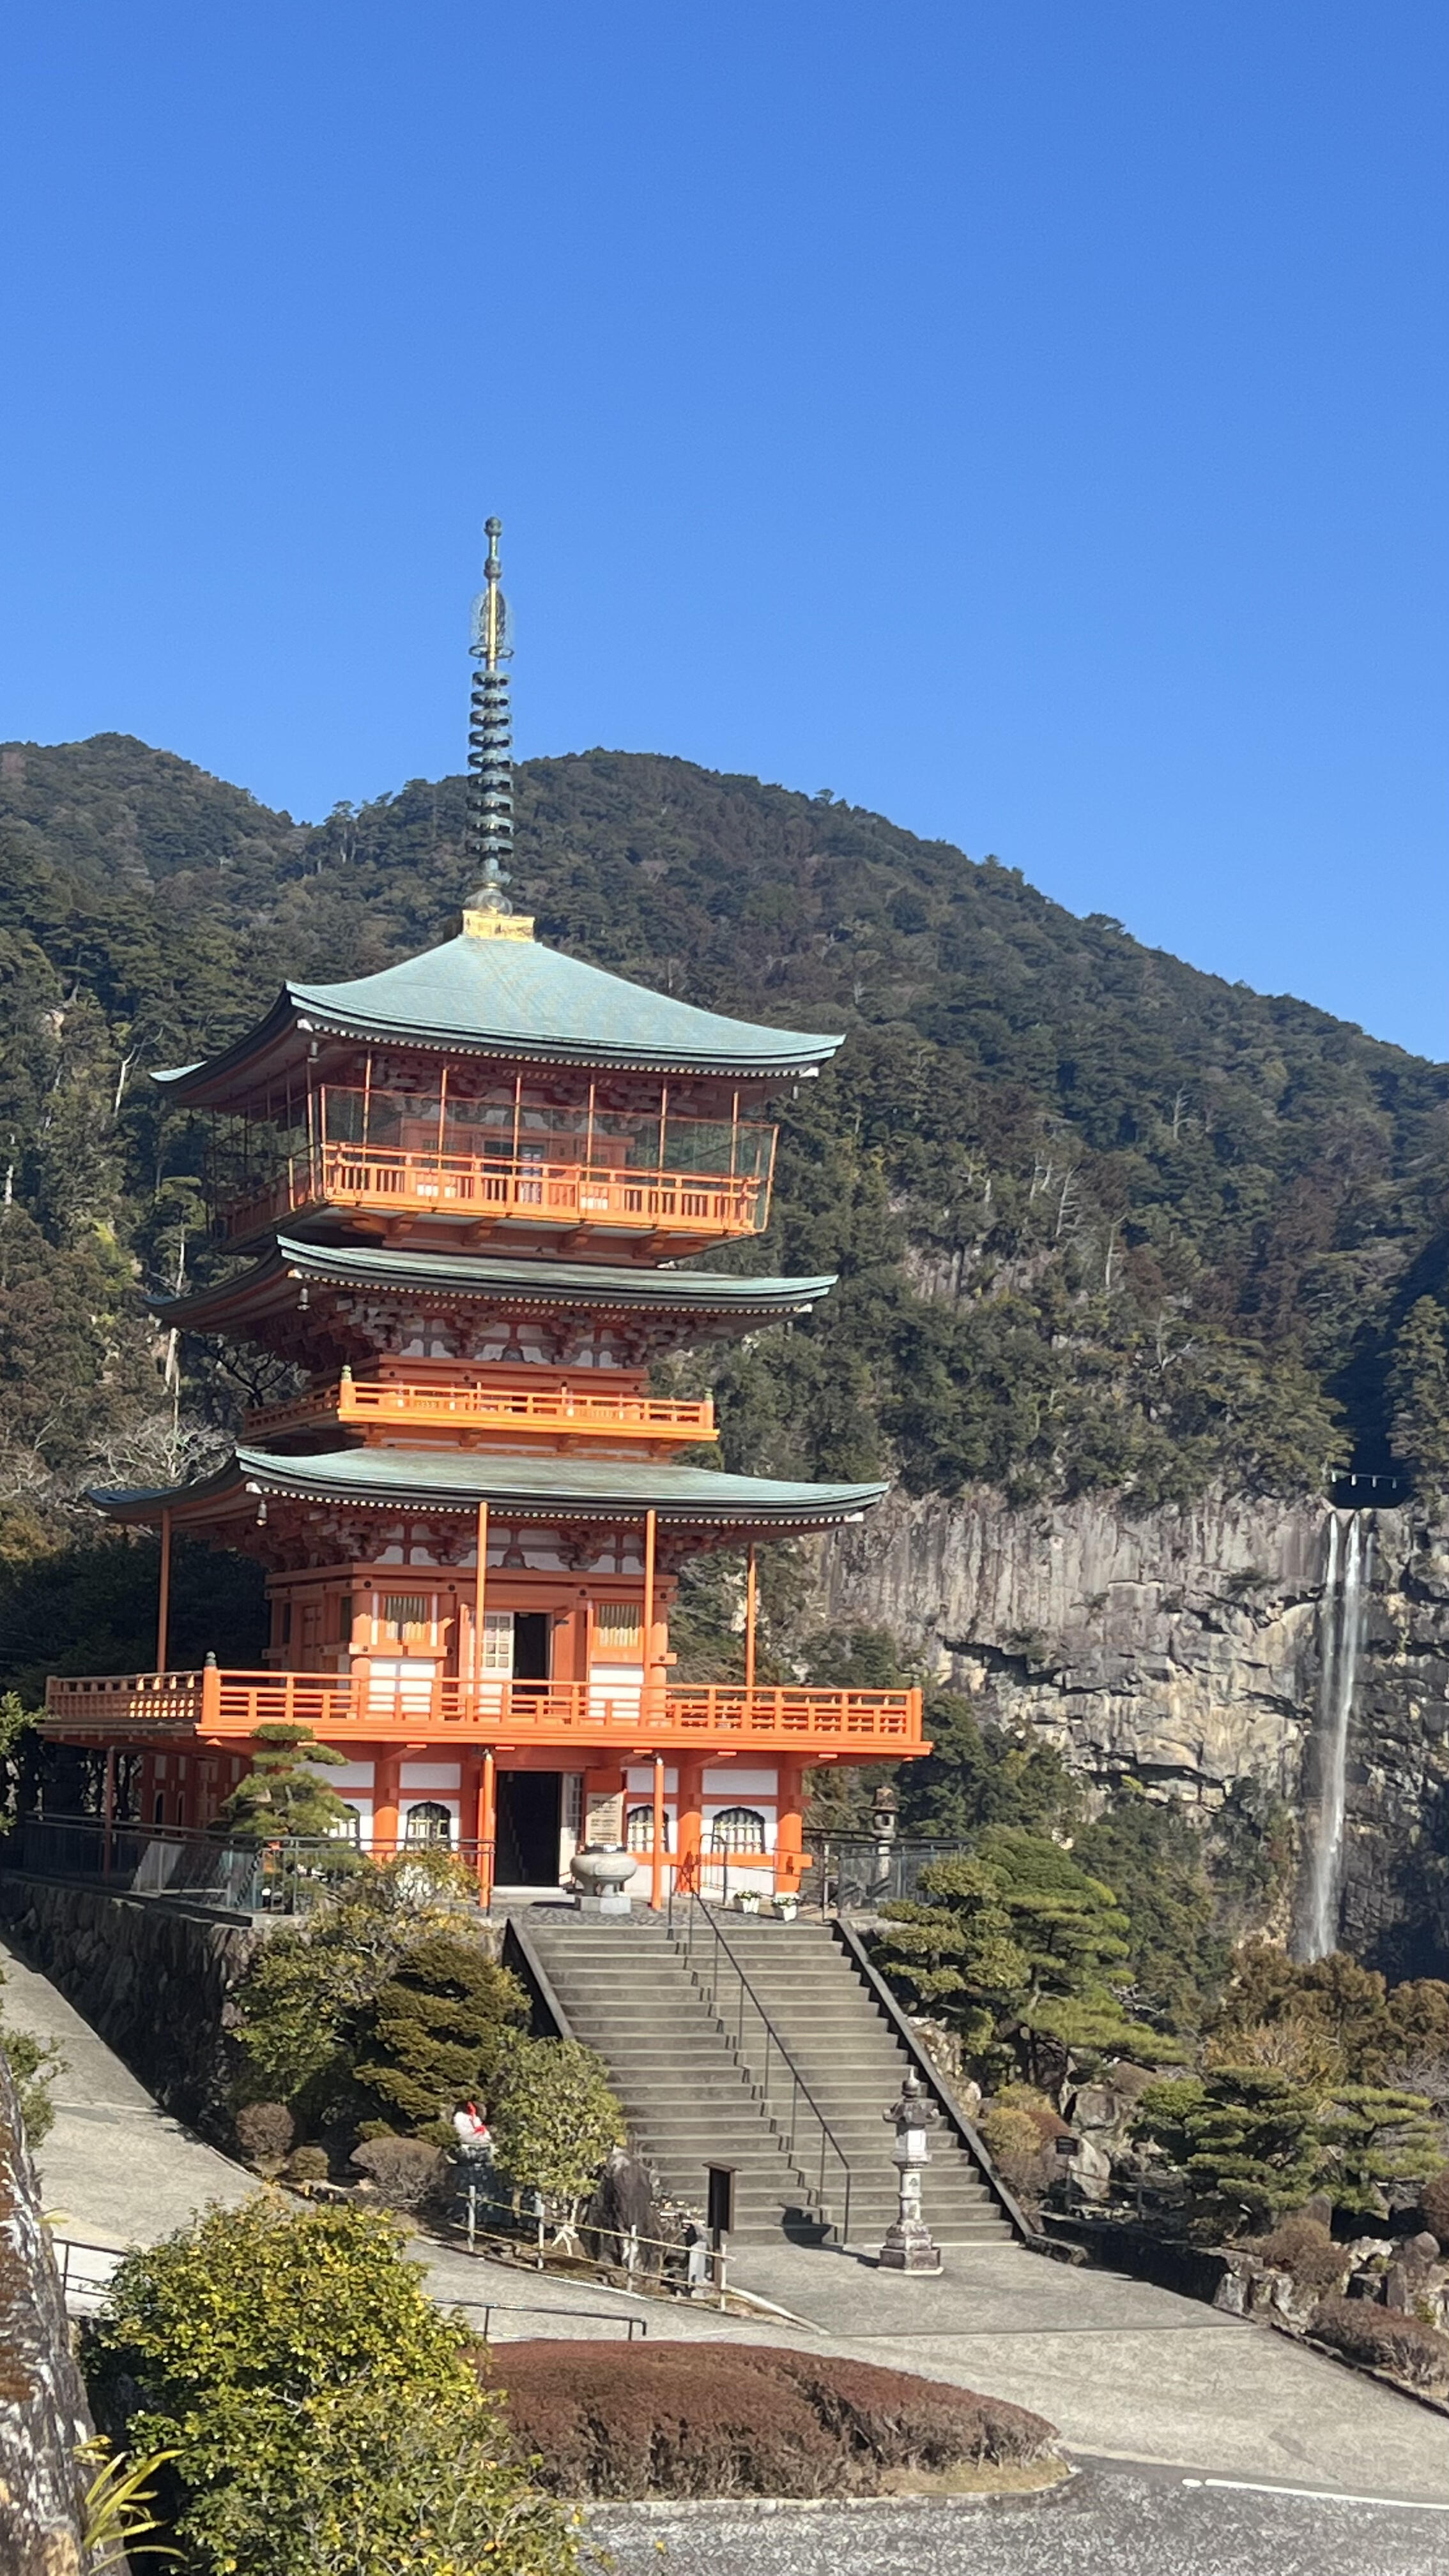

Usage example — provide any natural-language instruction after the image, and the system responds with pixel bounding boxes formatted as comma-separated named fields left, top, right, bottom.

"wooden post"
left=650, top=1751, right=666, bottom=1912
left=642, top=1510, right=659, bottom=1722
left=744, top=1543, right=758, bottom=1696
left=156, top=1506, right=172, bottom=1676
left=101, top=1746, right=115, bottom=1879
left=473, top=1501, right=489, bottom=1707
left=479, top=1748, right=496, bottom=1908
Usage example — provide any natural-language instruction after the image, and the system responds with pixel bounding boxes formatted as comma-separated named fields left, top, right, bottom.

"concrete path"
left=0, top=1929, right=254, bottom=2249
left=725, top=2242, right=1449, bottom=2506
left=4, top=1927, right=1445, bottom=2506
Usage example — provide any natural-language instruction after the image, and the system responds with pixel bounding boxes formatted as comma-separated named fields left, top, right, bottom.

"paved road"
left=0, top=1929, right=253, bottom=2246
left=593, top=2458, right=1449, bottom=2576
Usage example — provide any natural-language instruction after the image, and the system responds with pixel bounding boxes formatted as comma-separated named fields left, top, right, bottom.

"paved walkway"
left=3, top=1931, right=1445, bottom=2503
left=0, top=1929, right=253, bottom=2248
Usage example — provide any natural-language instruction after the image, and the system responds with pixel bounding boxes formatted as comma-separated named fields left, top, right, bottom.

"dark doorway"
left=496, top=1771, right=562, bottom=1885
left=512, top=1613, right=551, bottom=1680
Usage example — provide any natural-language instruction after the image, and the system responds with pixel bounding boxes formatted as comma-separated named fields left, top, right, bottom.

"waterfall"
left=1299, top=1510, right=1371, bottom=1961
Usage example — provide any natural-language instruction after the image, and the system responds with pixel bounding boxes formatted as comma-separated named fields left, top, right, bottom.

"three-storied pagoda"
left=43, top=523, right=924, bottom=1900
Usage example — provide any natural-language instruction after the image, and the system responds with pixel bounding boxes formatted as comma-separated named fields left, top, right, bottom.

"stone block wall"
left=0, top=1875, right=258, bottom=2135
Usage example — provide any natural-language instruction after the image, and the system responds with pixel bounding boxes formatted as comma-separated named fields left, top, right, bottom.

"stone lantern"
left=878, top=2067, right=942, bottom=2274
left=869, top=1779, right=899, bottom=1905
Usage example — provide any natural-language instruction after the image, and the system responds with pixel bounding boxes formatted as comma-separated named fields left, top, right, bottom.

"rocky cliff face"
left=815, top=1489, right=1449, bottom=1977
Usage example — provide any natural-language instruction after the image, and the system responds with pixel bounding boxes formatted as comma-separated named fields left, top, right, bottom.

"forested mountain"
left=4, top=728, right=1449, bottom=1643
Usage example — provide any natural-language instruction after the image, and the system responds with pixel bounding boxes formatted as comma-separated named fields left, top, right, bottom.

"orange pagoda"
left=42, top=522, right=924, bottom=1902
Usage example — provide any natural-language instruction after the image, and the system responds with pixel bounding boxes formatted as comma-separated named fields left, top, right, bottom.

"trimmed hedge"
left=1312, top=2296, right=1449, bottom=2391
left=487, top=2341, right=1057, bottom=2498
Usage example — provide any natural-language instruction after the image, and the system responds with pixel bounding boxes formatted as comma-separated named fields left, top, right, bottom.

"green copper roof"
left=92, top=1446, right=885, bottom=1532
left=153, top=1238, right=836, bottom=1331
left=154, top=928, right=843, bottom=1103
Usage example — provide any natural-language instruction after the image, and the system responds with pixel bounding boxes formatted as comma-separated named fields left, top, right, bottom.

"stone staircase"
left=703, top=1916, right=1013, bottom=2247
left=518, top=1906, right=1013, bottom=2250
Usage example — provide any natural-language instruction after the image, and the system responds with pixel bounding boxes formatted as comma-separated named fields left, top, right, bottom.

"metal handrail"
left=667, top=1887, right=852, bottom=2246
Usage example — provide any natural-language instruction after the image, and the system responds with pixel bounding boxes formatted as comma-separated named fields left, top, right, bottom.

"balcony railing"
left=243, top=1376, right=717, bottom=1445
left=221, top=1143, right=770, bottom=1247
left=43, top=1669, right=924, bottom=1752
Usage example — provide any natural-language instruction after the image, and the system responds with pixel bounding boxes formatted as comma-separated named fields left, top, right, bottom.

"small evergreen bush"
left=234, top=2099, right=295, bottom=2169
left=283, top=2144, right=330, bottom=2184
left=86, top=2198, right=580, bottom=2576
left=354, top=1931, right=527, bottom=2129
left=350, top=2134, right=447, bottom=2210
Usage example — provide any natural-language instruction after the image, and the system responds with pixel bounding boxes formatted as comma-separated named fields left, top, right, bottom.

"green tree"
left=1320, top=2084, right=1443, bottom=2219
left=232, top=1848, right=483, bottom=2115
left=894, top=1694, right=1080, bottom=1843
left=86, top=2199, right=579, bottom=2576
left=1134, top=2065, right=1326, bottom=2230
left=871, top=1857, right=1031, bottom=2058
left=1075, top=1790, right=1228, bottom=2029
left=489, top=2037, right=626, bottom=2220
left=216, top=1721, right=357, bottom=1843
left=1389, top=1296, right=1449, bottom=1494
left=353, top=1932, right=528, bottom=2131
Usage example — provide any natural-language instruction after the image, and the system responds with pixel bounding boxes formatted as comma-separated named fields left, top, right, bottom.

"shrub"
left=234, top=2099, right=295, bottom=2169
left=283, top=2144, right=330, bottom=2184
left=86, top=2198, right=579, bottom=2576
left=0, top=2023, right=63, bottom=2145
left=1418, top=2166, right=1449, bottom=2239
left=353, top=1931, right=528, bottom=2129
left=489, top=2340, right=1057, bottom=2497
left=1312, top=2296, right=1449, bottom=2392
left=489, top=2039, right=626, bottom=2218
left=350, top=2133, right=447, bottom=2210
left=1133, top=2066, right=1324, bottom=2228
left=1250, top=2216, right=1349, bottom=2298
left=977, top=2104, right=1052, bottom=2200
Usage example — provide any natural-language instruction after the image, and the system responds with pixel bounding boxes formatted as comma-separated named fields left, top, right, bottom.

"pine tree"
left=215, top=1722, right=356, bottom=1844
left=353, top=1933, right=528, bottom=2131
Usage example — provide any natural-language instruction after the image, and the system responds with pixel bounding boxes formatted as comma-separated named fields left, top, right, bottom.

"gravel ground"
left=590, top=2458, right=1449, bottom=2576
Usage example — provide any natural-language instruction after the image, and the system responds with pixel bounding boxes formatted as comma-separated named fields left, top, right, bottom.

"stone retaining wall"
left=0, top=1874, right=258, bottom=2135
left=0, top=2046, right=92, bottom=2576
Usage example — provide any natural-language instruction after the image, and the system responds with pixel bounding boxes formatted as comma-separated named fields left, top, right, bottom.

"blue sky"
left=3, top=4, right=1446, bottom=1054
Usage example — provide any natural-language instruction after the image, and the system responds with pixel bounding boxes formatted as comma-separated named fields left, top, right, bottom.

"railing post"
left=200, top=1657, right=222, bottom=1732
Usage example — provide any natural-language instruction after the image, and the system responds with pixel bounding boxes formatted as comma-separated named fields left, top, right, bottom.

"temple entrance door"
left=512, top=1614, right=551, bottom=1680
left=496, top=1771, right=563, bottom=1886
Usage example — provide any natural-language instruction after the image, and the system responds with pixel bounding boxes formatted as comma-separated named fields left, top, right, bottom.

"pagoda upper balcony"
left=216, top=1088, right=776, bottom=1252
left=244, top=1368, right=717, bottom=1450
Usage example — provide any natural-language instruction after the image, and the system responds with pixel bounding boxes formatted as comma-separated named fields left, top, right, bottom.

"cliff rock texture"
left=817, top=1491, right=1449, bottom=1977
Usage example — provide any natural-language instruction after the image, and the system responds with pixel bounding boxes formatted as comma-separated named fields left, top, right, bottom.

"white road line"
left=1181, top=2478, right=1449, bottom=2513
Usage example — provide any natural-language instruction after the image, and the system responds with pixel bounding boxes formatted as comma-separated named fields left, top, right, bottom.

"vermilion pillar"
left=155, top=1506, right=173, bottom=1676
left=650, top=1752, right=666, bottom=1910
left=374, top=1749, right=401, bottom=1859
left=677, top=1755, right=704, bottom=1896
left=776, top=1758, right=806, bottom=1894
left=476, top=1747, right=496, bottom=1907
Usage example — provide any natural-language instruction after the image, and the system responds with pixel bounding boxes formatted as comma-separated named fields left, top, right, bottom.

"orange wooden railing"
left=42, top=1669, right=923, bottom=1751
left=222, top=1144, right=770, bottom=1246
left=243, top=1376, right=717, bottom=1443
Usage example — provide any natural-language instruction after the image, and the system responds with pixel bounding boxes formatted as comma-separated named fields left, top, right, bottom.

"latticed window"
left=709, top=1806, right=766, bottom=1854
left=480, top=1611, right=514, bottom=1673
left=404, top=1801, right=452, bottom=1845
left=625, top=1805, right=670, bottom=1851
left=381, top=1594, right=433, bottom=1640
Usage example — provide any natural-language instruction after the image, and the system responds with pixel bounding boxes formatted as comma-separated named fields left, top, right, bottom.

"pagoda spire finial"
left=463, top=516, right=532, bottom=937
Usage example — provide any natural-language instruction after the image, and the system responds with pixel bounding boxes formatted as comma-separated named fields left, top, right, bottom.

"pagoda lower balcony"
left=243, top=1375, right=716, bottom=1448
left=220, top=1141, right=770, bottom=1251
left=43, top=1669, right=924, bottom=1755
